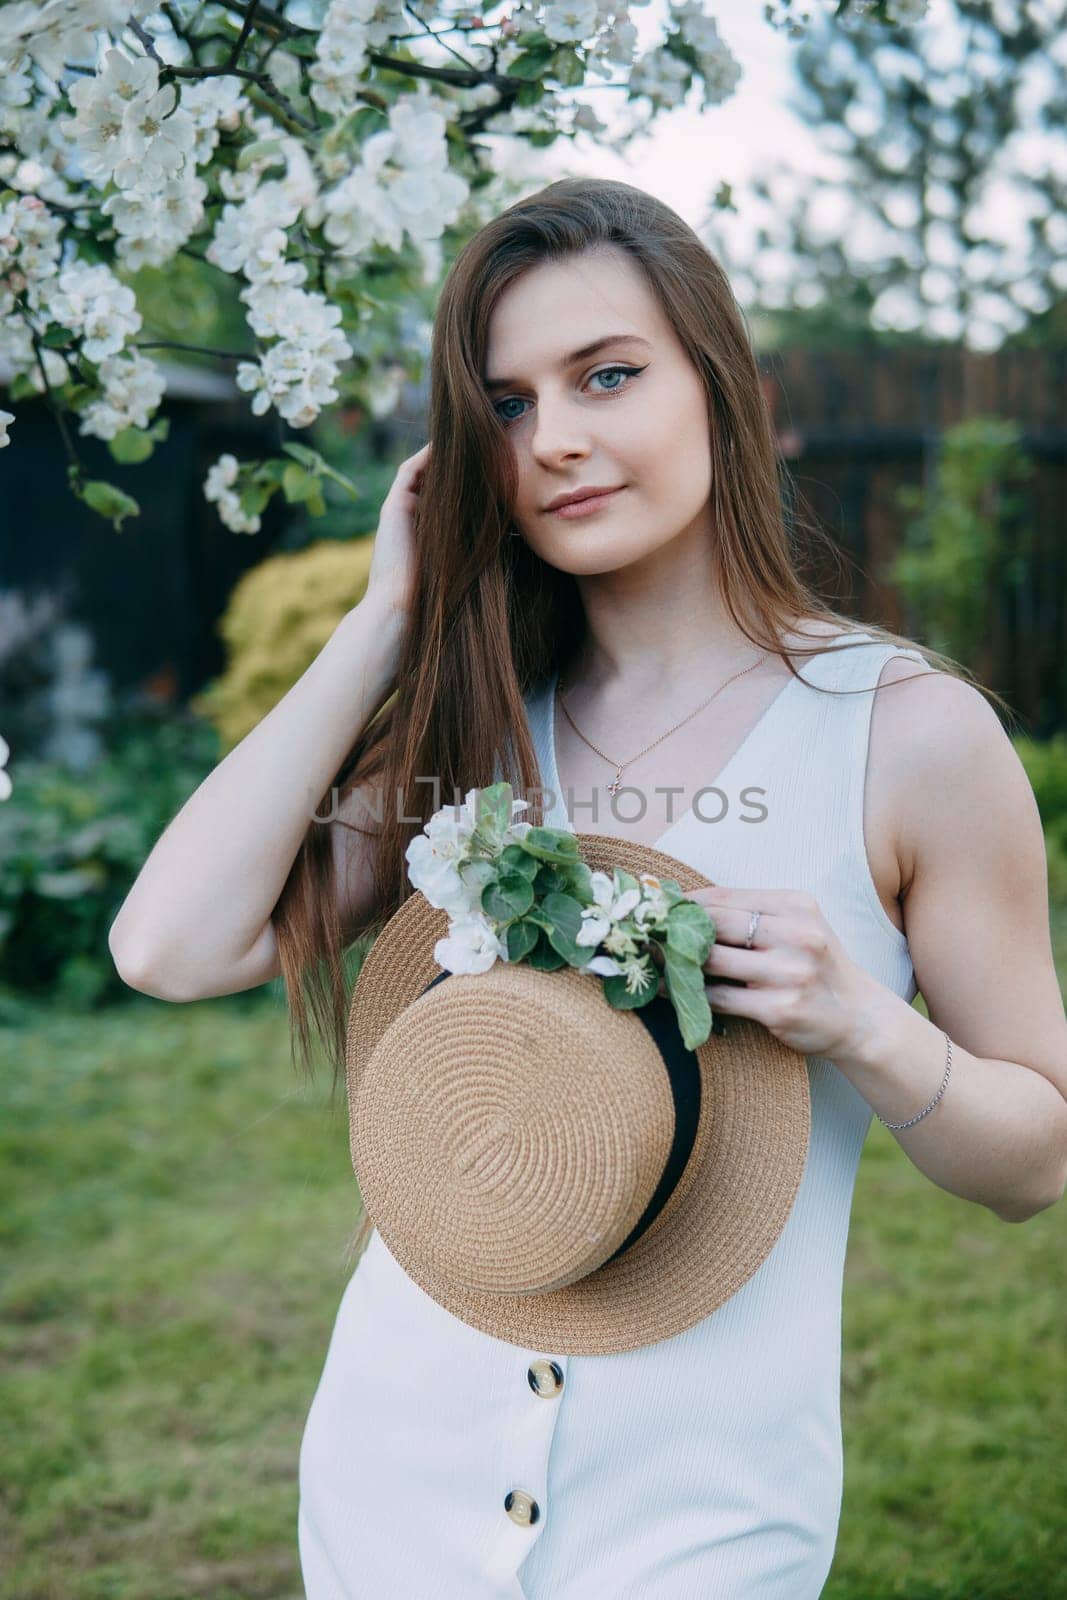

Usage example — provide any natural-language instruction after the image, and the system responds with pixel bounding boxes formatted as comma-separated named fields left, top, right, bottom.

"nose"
left=528, top=397, right=593, bottom=466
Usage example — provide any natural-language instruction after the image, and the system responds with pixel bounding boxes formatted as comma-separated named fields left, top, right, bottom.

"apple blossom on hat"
left=345, top=831, right=811, bottom=1357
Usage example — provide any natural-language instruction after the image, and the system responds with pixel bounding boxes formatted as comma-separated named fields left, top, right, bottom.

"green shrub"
left=191, top=537, right=376, bottom=751
left=1013, top=732, right=1067, bottom=845
left=0, top=708, right=220, bottom=1011
left=1011, top=733, right=1067, bottom=905
left=889, top=415, right=1034, bottom=669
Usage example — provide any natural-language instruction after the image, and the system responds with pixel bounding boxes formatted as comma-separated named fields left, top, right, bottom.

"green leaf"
left=516, top=825, right=581, bottom=864
left=665, top=900, right=716, bottom=965
left=662, top=946, right=713, bottom=1049
left=541, top=890, right=590, bottom=964
left=280, top=442, right=320, bottom=469
left=466, top=782, right=507, bottom=840
left=482, top=870, right=535, bottom=921
left=281, top=34, right=319, bottom=58
left=107, top=426, right=155, bottom=464
left=526, top=930, right=567, bottom=970
left=505, top=45, right=555, bottom=80
left=237, top=137, right=287, bottom=172
left=559, top=858, right=595, bottom=902
left=532, top=863, right=567, bottom=898
left=41, top=325, right=77, bottom=348
left=76, top=478, right=141, bottom=531
left=515, top=78, right=546, bottom=107
left=282, top=461, right=310, bottom=502
left=239, top=483, right=272, bottom=517
left=601, top=966, right=658, bottom=1011
left=505, top=918, right=539, bottom=963
left=498, top=843, right=540, bottom=880
left=551, top=47, right=585, bottom=88
left=281, top=442, right=360, bottom=500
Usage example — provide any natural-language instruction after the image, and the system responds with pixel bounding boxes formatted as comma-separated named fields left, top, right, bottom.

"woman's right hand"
left=363, top=441, right=430, bottom=627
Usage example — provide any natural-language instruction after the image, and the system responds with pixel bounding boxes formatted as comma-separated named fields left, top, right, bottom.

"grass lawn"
left=2, top=908, right=1065, bottom=1599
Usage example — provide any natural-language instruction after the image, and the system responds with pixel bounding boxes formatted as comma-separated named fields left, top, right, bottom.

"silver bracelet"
left=878, top=1031, right=953, bottom=1131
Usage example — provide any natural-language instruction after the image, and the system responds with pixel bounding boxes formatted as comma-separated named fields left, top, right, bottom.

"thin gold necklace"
left=556, top=654, right=770, bottom=796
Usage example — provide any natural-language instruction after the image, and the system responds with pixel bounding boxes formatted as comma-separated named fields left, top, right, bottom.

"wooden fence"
left=759, top=345, right=1066, bottom=733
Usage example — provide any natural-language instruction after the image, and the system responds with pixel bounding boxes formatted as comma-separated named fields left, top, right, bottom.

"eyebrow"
left=483, top=333, right=652, bottom=391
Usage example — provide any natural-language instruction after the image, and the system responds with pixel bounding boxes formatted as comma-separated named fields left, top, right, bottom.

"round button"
left=527, top=1358, right=564, bottom=1399
left=504, top=1489, right=541, bottom=1527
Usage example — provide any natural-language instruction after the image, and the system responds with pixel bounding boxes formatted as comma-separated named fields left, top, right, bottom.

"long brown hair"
left=272, top=176, right=1006, bottom=1255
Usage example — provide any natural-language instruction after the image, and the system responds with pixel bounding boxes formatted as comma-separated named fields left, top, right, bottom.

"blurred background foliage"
left=189, top=537, right=376, bottom=751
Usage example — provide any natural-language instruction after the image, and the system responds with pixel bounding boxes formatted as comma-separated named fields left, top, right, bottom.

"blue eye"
left=493, top=364, right=645, bottom=427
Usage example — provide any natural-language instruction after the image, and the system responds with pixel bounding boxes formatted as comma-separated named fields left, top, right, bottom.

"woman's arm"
left=697, top=657, right=1067, bottom=1225
left=108, top=592, right=406, bottom=1002
left=830, top=660, right=1067, bottom=1223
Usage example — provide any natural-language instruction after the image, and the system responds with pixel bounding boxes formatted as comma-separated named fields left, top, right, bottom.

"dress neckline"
left=546, top=665, right=802, bottom=853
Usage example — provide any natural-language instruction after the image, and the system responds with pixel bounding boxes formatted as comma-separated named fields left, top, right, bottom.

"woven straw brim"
left=345, top=833, right=811, bottom=1356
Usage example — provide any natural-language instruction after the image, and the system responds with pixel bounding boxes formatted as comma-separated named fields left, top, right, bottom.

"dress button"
left=527, top=1358, right=564, bottom=1398
left=504, top=1489, right=541, bottom=1527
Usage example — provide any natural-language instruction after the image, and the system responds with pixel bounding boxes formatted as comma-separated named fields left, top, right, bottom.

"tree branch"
left=23, top=314, right=84, bottom=484
left=135, top=339, right=257, bottom=361
left=227, top=0, right=263, bottom=69
left=206, top=0, right=316, bottom=43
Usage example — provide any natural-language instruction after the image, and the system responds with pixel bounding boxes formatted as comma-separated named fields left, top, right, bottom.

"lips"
left=545, top=485, right=623, bottom=512
left=546, top=486, right=625, bottom=516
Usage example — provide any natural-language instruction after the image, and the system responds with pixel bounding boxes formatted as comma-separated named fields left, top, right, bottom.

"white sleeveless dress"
left=297, top=631, right=928, bottom=1599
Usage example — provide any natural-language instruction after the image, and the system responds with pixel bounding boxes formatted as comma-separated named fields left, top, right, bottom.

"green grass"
left=0, top=989, right=355, bottom=1600
left=2, top=915, right=1065, bottom=1599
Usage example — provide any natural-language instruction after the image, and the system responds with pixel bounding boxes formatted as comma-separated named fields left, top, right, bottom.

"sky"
left=489, top=0, right=1066, bottom=349
left=498, top=1, right=809, bottom=233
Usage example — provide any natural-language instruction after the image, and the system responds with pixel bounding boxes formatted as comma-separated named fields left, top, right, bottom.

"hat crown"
left=351, top=963, right=677, bottom=1294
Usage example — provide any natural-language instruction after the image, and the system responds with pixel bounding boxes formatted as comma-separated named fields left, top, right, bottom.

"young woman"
left=110, top=178, right=1067, bottom=1599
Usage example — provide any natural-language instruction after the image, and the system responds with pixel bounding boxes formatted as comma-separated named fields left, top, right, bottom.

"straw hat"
left=345, top=831, right=811, bottom=1356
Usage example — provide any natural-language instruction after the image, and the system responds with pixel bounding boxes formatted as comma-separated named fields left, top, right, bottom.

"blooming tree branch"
left=0, top=0, right=928, bottom=546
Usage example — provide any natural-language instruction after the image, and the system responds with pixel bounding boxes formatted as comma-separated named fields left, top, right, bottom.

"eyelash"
left=492, top=364, right=646, bottom=427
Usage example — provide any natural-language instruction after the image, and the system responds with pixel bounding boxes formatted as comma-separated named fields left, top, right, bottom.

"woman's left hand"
left=653, top=885, right=880, bottom=1060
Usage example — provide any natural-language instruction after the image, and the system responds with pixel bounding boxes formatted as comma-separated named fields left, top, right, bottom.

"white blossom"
left=203, top=454, right=260, bottom=534
left=101, top=171, right=208, bottom=270
left=405, top=825, right=480, bottom=919
left=207, top=179, right=302, bottom=275
left=234, top=284, right=351, bottom=429
left=0, top=194, right=64, bottom=289
left=204, top=452, right=239, bottom=501
left=628, top=47, right=691, bottom=110
left=320, top=98, right=468, bottom=263
left=47, top=259, right=141, bottom=361
left=77, top=349, right=166, bottom=440
left=433, top=912, right=509, bottom=976
left=0, top=408, right=14, bottom=448
left=180, top=78, right=248, bottom=165
left=0, top=1, right=156, bottom=81
left=59, top=48, right=195, bottom=192
left=575, top=868, right=642, bottom=946
left=542, top=0, right=600, bottom=45
left=668, top=2, right=742, bottom=109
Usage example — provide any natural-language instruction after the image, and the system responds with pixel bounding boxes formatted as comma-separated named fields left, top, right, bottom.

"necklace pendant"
left=607, top=771, right=623, bottom=796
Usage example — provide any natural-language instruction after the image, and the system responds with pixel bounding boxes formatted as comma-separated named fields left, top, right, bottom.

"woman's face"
left=482, top=246, right=715, bottom=575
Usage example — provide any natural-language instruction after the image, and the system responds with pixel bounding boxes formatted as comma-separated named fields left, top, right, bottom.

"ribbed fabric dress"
left=297, top=631, right=929, bottom=1600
